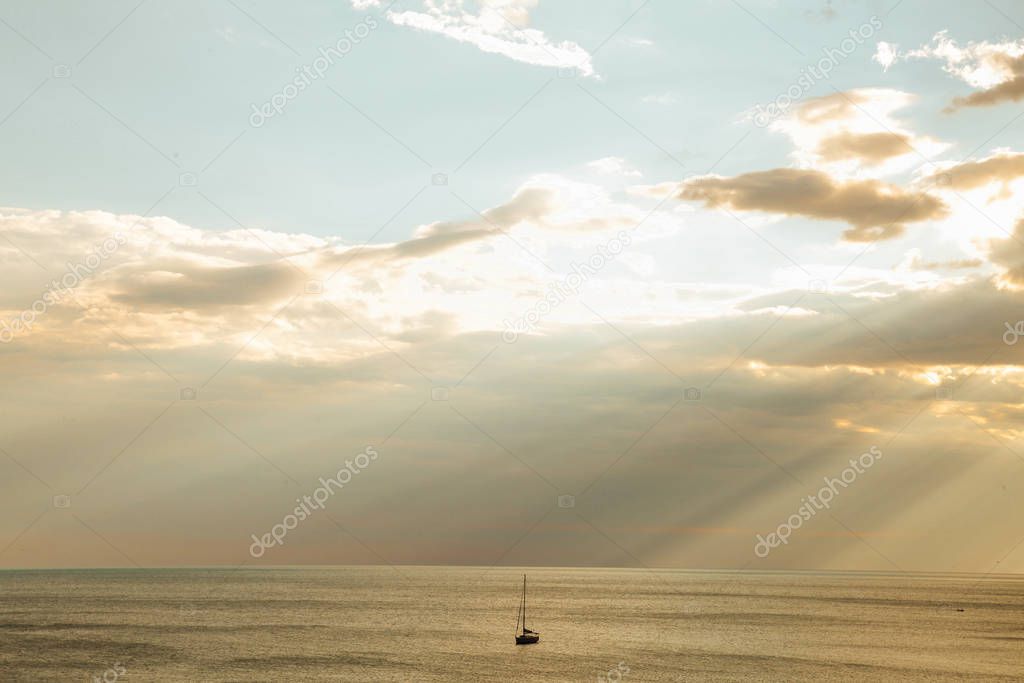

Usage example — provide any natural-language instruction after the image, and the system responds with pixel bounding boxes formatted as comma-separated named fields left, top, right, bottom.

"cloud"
left=587, top=156, right=642, bottom=177
left=679, top=279, right=1024, bottom=370
left=771, top=89, right=950, bottom=176
left=873, top=41, right=898, bottom=71
left=815, top=131, right=913, bottom=165
left=988, top=218, right=1024, bottom=285
left=886, top=31, right=1024, bottom=110
left=923, top=150, right=1024, bottom=193
left=319, top=175, right=646, bottom=278
left=319, top=225, right=495, bottom=271
left=106, top=261, right=305, bottom=310
left=413, top=184, right=556, bottom=239
left=645, top=168, right=948, bottom=242
left=0, top=174, right=669, bottom=358
left=9, top=296, right=1023, bottom=571
left=6, top=195, right=1024, bottom=570
left=353, top=0, right=595, bottom=77
left=898, top=249, right=982, bottom=272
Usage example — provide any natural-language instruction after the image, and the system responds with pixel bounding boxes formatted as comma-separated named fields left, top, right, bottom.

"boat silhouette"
left=514, top=574, right=540, bottom=645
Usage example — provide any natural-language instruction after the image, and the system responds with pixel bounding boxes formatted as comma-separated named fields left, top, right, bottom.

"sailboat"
left=514, top=574, right=540, bottom=645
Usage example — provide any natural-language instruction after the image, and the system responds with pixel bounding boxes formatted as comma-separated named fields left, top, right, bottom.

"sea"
left=1, top=566, right=1022, bottom=681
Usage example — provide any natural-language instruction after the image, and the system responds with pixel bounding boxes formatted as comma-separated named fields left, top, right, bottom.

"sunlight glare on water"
left=1, top=566, right=1022, bottom=681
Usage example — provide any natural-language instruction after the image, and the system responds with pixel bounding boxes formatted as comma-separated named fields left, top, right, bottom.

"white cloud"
left=587, top=156, right=642, bottom=177
left=873, top=41, right=898, bottom=71
left=907, top=31, right=1024, bottom=89
left=353, top=0, right=595, bottom=76
left=883, top=31, right=1024, bottom=110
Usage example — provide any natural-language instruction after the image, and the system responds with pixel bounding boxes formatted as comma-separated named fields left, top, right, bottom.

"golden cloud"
left=924, top=151, right=1024, bottom=190
left=815, top=131, right=913, bottom=165
left=988, top=217, right=1024, bottom=285
left=675, top=168, right=948, bottom=241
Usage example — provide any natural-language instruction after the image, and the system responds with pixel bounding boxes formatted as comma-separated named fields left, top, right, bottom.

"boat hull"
left=515, top=634, right=540, bottom=645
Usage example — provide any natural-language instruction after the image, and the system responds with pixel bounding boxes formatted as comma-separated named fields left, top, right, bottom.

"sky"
left=2, top=0, right=1024, bottom=572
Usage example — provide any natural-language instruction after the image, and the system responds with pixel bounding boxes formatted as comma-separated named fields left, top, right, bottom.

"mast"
left=522, top=574, right=527, bottom=631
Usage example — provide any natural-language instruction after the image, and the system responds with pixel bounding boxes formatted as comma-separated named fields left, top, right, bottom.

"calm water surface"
left=1, top=566, right=1022, bottom=681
